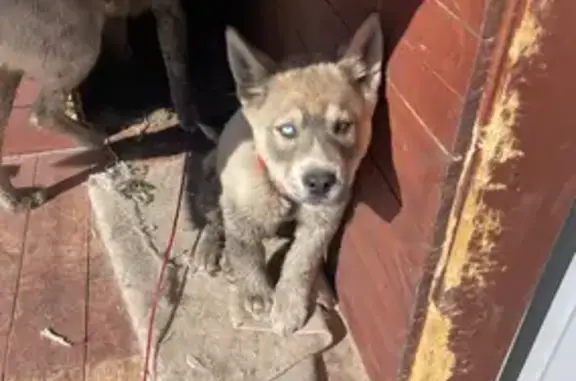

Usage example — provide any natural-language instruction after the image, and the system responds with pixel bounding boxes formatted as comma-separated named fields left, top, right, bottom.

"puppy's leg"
left=0, top=68, right=45, bottom=213
left=191, top=206, right=233, bottom=280
left=189, top=151, right=225, bottom=275
left=153, top=1, right=210, bottom=138
left=271, top=207, right=344, bottom=336
left=221, top=201, right=273, bottom=320
left=193, top=208, right=224, bottom=276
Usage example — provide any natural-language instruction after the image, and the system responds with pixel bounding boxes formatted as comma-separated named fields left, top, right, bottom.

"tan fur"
left=0, top=0, right=202, bottom=213
left=191, top=14, right=383, bottom=336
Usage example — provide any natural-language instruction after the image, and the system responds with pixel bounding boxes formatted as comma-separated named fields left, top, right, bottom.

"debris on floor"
left=39, top=328, right=73, bottom=348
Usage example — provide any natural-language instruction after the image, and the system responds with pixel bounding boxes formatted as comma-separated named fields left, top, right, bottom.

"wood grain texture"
left=0, top=152, right=138, bottom=381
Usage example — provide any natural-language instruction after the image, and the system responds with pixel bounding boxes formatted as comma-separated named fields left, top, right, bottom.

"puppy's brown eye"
left=334, top=120, right=352, bottom=135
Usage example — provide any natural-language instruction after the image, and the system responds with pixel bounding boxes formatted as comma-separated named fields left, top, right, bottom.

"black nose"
left=302, top=170, right=337, bottom=196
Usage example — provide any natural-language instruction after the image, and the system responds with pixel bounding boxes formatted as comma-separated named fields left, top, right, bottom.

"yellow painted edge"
left=406, top=0, right=552, bottom=380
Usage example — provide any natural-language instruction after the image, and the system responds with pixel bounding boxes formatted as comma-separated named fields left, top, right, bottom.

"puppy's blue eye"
left=278, top=124, right=297, bottom=138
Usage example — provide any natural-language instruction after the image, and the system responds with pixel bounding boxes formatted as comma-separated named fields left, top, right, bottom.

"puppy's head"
left=225, top=14, right=383, bottom=205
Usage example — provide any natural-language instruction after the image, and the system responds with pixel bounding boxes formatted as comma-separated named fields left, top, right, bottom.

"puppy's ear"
left=337, top=13, right=383, bottom=103
left=225, top=27, right=276, bottom=105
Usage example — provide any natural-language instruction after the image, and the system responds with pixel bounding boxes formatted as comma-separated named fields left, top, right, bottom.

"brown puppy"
left=192, top=14, right=383, bottom=336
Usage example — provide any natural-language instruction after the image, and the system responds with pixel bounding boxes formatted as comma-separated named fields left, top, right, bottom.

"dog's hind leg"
left=29, top=63, right=106, bottom=148
left=153, top=2, right=193, bottom=129
left=29, top=89, right=104, bottom=148
left=153, top=1, right=217, bottom=141
left=0, top=68, right=46, bottom=213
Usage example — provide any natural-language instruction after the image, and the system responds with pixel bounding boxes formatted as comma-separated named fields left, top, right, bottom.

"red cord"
left=140, top=153, right=189, bottom=381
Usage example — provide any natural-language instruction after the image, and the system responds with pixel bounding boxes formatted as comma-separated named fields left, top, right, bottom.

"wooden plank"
left=402, top=0, right=576, bottom=380
left=4, top=152, right=90, bottom=380
left=0, top=156, right=36, bottom=376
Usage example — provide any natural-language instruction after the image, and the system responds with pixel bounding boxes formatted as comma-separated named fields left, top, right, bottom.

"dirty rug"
left=86, top=153, right=368, bottom=381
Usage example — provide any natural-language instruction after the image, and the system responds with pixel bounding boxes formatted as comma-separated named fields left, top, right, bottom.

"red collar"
left=255, top=154, right=288, bottom=199
left=255, top=154, right=267, bottom=173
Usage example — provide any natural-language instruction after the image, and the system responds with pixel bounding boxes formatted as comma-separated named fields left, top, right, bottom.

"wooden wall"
left=241, top=1, right=489, bottom=380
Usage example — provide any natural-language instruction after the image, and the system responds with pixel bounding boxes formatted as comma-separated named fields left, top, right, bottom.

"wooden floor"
left=0, top=87, right=141, bottom=381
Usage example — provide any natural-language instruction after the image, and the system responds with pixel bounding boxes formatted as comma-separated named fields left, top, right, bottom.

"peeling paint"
left=408, top=303, right=456, bottom=381
left=407, top=0, right=552, bottom=380
left=508, top=0, right=552, bottom=64
left=443, top=87, right=523, bottom=293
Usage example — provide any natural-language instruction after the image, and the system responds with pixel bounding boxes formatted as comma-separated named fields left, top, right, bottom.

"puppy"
left=0, top=0, right=202, bottom=213
left=192, top=14, right=383, bottom=336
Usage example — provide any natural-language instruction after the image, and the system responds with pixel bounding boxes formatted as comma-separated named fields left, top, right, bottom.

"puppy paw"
left=219, top=254, right=237, bottom=283
left=190, top=235, right=222, bottom=276
left=241, top=282, right=273, bottom=321
left=4, top=187, right=47, bottom=213
left=271, top=288, right=310, bottom=337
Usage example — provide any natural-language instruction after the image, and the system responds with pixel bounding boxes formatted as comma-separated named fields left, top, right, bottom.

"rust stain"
left=407, top=0, right=552, bottom=380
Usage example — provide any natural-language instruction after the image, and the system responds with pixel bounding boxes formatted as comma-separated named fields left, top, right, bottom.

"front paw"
left=240, top=282, right=273, bottom=321
left=4, top=187, right=47, bottom=213
left=190, top=232, right=222, bottom=276
left=219, top=253, right=237, bottom=283
left=271, top=288, right=310, bottom=337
